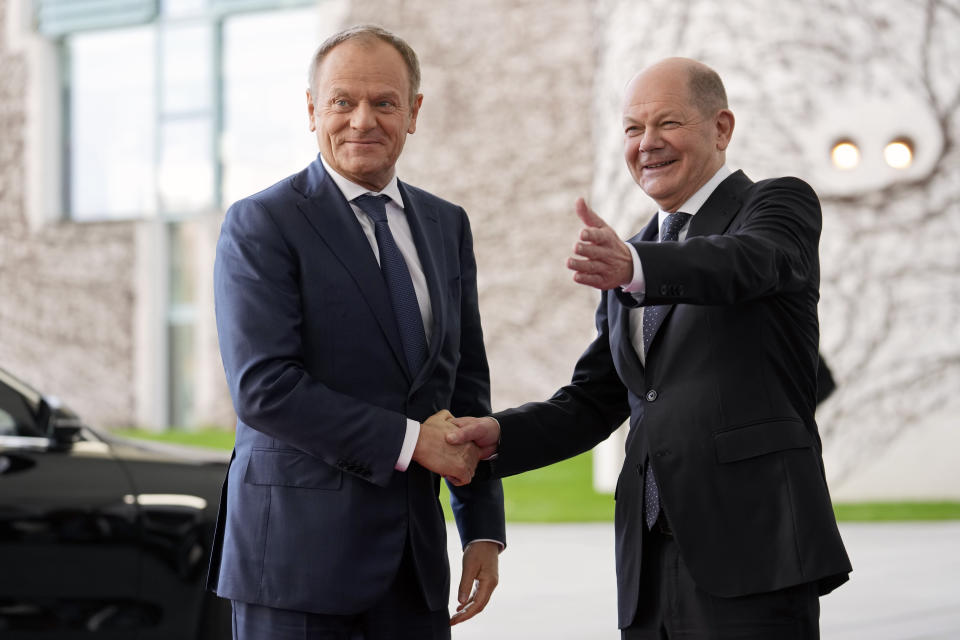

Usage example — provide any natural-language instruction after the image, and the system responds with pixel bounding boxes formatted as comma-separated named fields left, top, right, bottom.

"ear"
left=306, top=89, right=317, bottom=132
left=407, top=93, right=424, bottom=134
left=715, top=109, right=735, bottom=151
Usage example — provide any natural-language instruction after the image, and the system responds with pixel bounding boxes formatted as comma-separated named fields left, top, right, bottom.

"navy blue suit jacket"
left=490, top=171, right=850, bottom=627
left=207, top=155, right=505, bottom=614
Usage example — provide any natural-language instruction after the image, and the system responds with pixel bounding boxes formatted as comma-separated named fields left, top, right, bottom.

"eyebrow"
left=623, top=108, right=684, bottom=124
left=371, top=91, right=402, bottom=102
left=327, top=87, right=402, bottom=101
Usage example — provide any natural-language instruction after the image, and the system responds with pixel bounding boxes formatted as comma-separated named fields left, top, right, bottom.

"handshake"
left=411, top=410, right=500, bottom=486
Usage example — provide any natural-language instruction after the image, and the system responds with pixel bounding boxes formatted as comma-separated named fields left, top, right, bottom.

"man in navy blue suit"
left=208, top=24, right=505, bottom=640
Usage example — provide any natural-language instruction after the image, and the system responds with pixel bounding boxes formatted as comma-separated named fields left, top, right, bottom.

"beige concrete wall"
left=348, top=0, right=602, bottom=410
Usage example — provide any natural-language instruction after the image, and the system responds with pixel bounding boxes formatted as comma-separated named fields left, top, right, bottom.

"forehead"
left=316, top=39, right=409, bottom=93
left=621, top=69, right=693, bottom=118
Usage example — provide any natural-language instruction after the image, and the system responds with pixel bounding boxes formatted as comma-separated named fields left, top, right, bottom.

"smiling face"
left=622, top=59, right=734, bottom=212
left=307, top=38, right=422, bottom=192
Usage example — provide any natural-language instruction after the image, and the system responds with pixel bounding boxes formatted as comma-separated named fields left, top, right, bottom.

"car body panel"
left=0, top=368, right=231, bottom=638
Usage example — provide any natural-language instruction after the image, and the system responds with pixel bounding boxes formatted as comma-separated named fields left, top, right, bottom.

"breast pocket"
left=244, top=448, right=343, bottom=490
left=713, top=419, right=813, bottom=464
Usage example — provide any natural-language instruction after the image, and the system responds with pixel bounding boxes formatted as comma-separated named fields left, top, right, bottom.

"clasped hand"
left=411, top=410, right=501, bottom=486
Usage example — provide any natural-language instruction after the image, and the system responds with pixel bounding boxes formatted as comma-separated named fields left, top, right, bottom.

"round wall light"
left=830, top=140, right=860, bottom=170
left=884, top=138, right=914, bottom=169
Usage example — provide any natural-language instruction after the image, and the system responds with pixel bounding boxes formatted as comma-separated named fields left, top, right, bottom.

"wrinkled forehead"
left=621, top=92, right=694, bottom=121
left=317, top=39, right=410, bottom=89
left=621, top=70, right=693, bottom=116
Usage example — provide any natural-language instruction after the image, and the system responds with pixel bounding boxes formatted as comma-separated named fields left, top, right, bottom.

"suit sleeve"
left=491, top=292, right=632, bottom=478
left=816, top=353, right=836, bottom=405
left=622, top=177, right=821, bottom=307
left=444, top=209, right=506, bottom=547
left=214, top=197, right=406, bottom=487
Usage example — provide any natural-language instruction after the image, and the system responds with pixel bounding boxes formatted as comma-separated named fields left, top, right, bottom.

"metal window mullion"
left=212, top=18, right=225, bottom=212
left=154, top=20, right=165, bottom=219
left=35, top=0, right=160, bottom=37
left=153, top=20, right=172, bottom=428
left=59, top=39, right=72, bottom=220
left=208, top=0, right=315, bottom=19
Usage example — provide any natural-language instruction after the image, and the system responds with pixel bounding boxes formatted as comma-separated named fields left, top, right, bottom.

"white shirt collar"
left=658, top=164, right=732, bottom=228
left=320, top=154, right=405, bottom=209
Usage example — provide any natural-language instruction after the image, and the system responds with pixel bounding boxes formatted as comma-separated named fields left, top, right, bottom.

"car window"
left=0, top=408, right=15, bottom=435
left=0, top=378, right=42, bottom=437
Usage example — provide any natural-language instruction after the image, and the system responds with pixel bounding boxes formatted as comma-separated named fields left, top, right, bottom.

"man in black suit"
left=449, top=57, right=850, bottom=637
left=209, top=25, right=505, bottom=639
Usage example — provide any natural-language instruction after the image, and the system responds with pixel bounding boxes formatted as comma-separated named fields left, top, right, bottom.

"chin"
left=344, top=160, right=384, bottom=177
left=640, top=180, right=668, bottom=201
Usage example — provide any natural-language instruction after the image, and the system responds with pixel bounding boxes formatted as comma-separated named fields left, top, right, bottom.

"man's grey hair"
left=687, top=63, right=728, bottom=117
left=307, top=24, right=421, bottom=104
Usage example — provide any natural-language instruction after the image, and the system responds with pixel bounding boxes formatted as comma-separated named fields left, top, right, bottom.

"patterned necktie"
left=352, top=194, right=428, bottom=375
left=642, top=210, right=692, bottom=530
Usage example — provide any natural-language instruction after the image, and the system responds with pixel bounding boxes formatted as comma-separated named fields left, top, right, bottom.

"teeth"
left=645, top=161, right=672, bottom=169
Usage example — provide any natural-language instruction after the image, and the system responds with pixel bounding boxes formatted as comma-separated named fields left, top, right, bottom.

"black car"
left=0, top=367, right=232, bottom=638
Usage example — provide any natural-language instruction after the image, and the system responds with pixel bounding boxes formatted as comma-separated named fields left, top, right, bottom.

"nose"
left=638, top=127, right=663, bottom=153
left=350, top=101, right=376, bottom=131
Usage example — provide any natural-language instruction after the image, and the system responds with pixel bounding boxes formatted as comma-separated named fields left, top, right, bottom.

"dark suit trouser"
left=623, top=523, right=820, bottom=639
left=231, top=541, right=450, bottom=640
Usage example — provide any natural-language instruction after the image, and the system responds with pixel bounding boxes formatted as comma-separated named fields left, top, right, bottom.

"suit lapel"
left=643, top=171, right=751, bottom=360
left=612, top=216, right=658, bottom=390
left=611, top=299, right=645, bottom=395
left=294, top=159, right=410, bottom=380
left=398, top=182, right=445, bottom=393
left=686, top=169, right=749, bottom=239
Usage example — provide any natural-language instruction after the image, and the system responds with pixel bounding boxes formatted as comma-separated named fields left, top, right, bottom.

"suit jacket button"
left=645, top=389, right=658, bottom=402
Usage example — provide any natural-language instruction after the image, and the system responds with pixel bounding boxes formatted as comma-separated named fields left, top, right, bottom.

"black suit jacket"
left=491, top=171, right=850, bottom=627
left=208, top=156, right=505, bottom=614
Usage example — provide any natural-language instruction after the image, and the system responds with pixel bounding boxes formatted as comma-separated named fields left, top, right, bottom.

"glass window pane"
left=168, top=221, right=198, bottom=306
left=161, top=23, right=213, bottom=114
left=158, top=117, right=214, bottom=212
left=221, top=7, right=335, bottom=204
left=167, top=321, right=195, bottom=428
left=162, top=0, right=207, bottom=19
left=168, top=221, right=198, bottom=428
left=69, top=26, right=156, bottom=220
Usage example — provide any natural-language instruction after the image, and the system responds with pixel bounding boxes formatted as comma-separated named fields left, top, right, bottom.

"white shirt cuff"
left=465, top=539, right=506, bottom=552
left=621, top=241, right=646, bottom=293
left=394, top=418, right=420, bottom=471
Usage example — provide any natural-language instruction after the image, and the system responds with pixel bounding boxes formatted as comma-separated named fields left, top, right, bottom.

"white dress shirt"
left=320, top=155, right=429, bottom=471
left=622, top=165, right=732, bottom=364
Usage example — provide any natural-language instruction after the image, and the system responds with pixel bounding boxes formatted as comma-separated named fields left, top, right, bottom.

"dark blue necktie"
left=352, top=194, right=428, bottom=376
left=642, top=210, right=692, bottom=530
